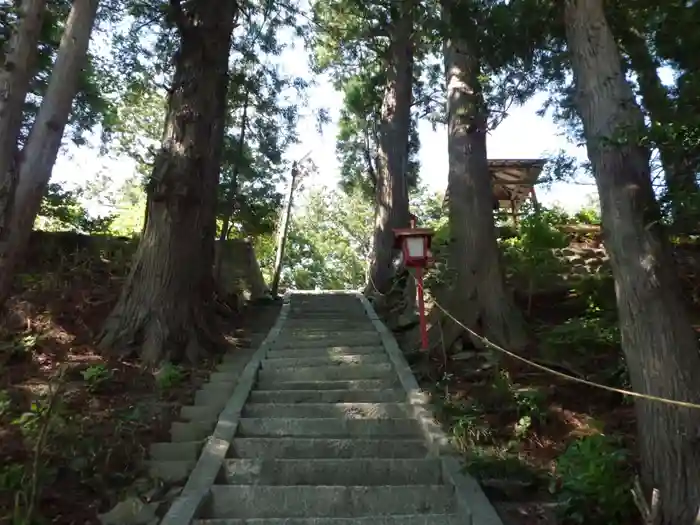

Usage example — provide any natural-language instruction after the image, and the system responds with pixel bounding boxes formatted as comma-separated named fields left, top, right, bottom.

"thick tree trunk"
left=564, top=1, right=700, bottom=523
left=615, top=20, right=699, bottom=230
left=442, top=0, right=528, bottom=351
left=367, top=1, right=415, bottom=316
left=0, top=0, right=98, bottom=310
left=97, top=0, right=237, bottom=364
left=0, top=0, right=46, bottom=238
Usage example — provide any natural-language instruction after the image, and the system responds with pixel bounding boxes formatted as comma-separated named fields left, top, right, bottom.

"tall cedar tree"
left=564, top=1, right=700, bottom=522
left=442, top=0, right=528, bottom=351
left=98, top=0, right=238, bottom=364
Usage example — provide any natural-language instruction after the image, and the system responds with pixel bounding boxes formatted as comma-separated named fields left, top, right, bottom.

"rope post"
left=416, top=266, right=428, bottom=351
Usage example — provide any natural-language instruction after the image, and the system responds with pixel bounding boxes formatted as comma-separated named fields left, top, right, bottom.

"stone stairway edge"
left=355, top=292, right=504, bottom=525
left=159, top=293, right=292, bottom=525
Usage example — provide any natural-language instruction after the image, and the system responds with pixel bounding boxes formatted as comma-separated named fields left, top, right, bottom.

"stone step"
left=149, top=441, right=202, bottom=461
left=261, top=354, right=388, bottom=369
left=204, top=485, right=455, bottom=519
left=180, top=404, right=221, bottom=422
left=231, top=438, right=427, bottom=459
left=194, top=384, right=236, bottom=408
left=220, top=351, right=257, bottom=365
left=148, top=459, right=196, bottom=482
left=249, top=389, right=404, bottom=404
left=221, top=458, right=442, bottom=486
left=258, top=364, right=395, bottom=383
left=216, top=361, right=251, bottom=373
left=287, top=311, right=368, bottom=317
left=272, top=333, right=380, bottom=346
left=255, top=380, right=398, bottom=392
left=170, top=420, right=215, bottom=442
left=282, top=325, right=377, bottom=333
left=237, top=418, right=421, bottom=438
left=283, top=323, right=377, bottom=331
left=242, top=403, right=409, bottom=419
left=265, top=346, right=384, bottom=358
left=208, top=371, right=241, bottom=383
left=195, top=515, right=462, bottom=525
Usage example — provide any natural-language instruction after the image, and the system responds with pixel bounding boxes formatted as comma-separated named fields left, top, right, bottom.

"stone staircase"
left=160, top=291, right=502, bottom=525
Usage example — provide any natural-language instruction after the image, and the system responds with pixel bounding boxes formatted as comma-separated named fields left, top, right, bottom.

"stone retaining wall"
left=26, top=230, right=269, bottom=300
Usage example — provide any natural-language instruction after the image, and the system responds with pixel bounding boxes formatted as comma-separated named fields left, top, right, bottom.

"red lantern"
left=393, top=224, right=435, bottom=351
left=392, top=228, right=434, bottom=268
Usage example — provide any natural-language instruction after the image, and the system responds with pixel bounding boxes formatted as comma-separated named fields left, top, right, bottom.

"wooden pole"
left=270, top=162, right=299, bottom=297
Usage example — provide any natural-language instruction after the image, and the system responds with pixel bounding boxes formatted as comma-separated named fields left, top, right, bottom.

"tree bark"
left=0, top=0, right=98, bottom=310
left=442, top=0, right=528, bottom=351
left=367, top=1, right=414, bottom=297
left=97, top=0, right=238, bottom=364
left=0, top=0, right=46, bottom=240
left=564, top=1, right=700, bottom=523
left=614, top=18, right=699, bottom=230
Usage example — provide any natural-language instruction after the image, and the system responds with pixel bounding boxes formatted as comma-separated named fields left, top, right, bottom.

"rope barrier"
left=367, top=269, right=700, bottom=410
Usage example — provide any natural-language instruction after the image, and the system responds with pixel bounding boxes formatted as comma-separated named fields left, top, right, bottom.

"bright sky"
left=51, top=21, right=608, bottom=215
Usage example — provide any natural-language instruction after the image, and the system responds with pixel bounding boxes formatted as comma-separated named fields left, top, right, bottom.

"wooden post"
left=530, top=185, right=541, bottom=213
left=270, top=162, right=298, bottom=297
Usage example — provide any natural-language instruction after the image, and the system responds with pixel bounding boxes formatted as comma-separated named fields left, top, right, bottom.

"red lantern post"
left=393, top=220, right=434, bottom=351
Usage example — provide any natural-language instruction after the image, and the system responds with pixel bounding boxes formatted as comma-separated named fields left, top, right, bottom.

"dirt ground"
left=0, top=249, right=281, bottom=525
left=404, top=289, right=641, bottom=525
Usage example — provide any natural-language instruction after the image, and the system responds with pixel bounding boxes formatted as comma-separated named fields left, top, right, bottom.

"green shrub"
left=155, top=362, right=185, bottom=390
left=81, top=364, right=113, bottom=392
left=554, top=434, right=634, bottom=524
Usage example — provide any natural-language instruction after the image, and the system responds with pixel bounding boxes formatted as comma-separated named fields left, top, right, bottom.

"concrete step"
left=283, top=323, right=377, bottom=330
left=237, top=418, right=421, bottom=438
left=258, top=364, right=395, bottom=383
left=149, top=440, right=202, bottom=461
left=265, top=346, right=384, bottom=358
left=220, top=351, right=257, bottom=365
left=205, top=485, right=455, bottom=519
left=216, top=361, right=251, bottom=373
left=148, top=459, right=196, bottom=482
left=208, top=371, right=241, bottom=383
left=231, top=438, right=427, bottom=458
left=249, top=389, right=404, bottom=404
left=255, top=380, right=398, bottom=391
left=221, top=458, right=442, bottom=486
left=195, top=384, right=236, bottom=408
left=242, top=403, right=410, bottom=419
left=282, top=324, right=377, bottom=333
left=195, top=515, right=463, bottom=525
left=180, top=404, right=221, bottom=422
left=261, top=354, right=388, bottom=369
left=170, top=420, right=215, bottom=442
left=272, top=335, right=381, bottom=350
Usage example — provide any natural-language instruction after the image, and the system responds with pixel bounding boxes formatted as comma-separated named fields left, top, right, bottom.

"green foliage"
left=36, top=183, right=115, bottom=235
left=491, top=369, right=548, bottom=435
left=275, top=186, right=374, bottom=290
left=501, top=204, right=569, bottom=291
left=539, top=275, right=620, bottom=358
left=0, top=0, right=115, bottom=147
left=0, top=463, right=24, bottom=492
left=81, top=364, right=113, bottom=392
left=0, top=390, right=11, bottom=417
left=554, top=434, right=635, bottom=525
left=434, top=394, right=493, bottom=450
left=155, top=362, right=185, bottom=390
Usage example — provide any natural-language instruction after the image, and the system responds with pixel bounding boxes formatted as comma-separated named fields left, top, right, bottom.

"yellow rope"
left=367, top=270, right=700, bottom=410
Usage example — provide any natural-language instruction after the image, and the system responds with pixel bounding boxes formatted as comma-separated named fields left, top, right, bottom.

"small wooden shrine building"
left=441, top=158, right=546, bottom=224
left=490, top=158, right=546, bottom=224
